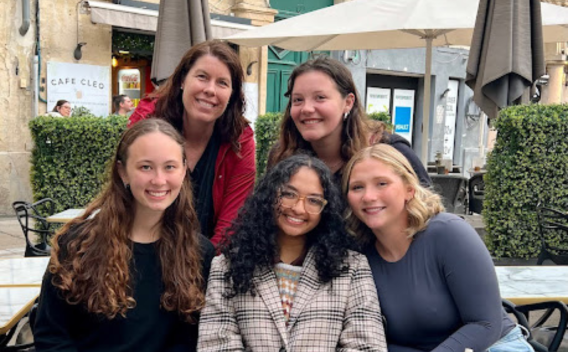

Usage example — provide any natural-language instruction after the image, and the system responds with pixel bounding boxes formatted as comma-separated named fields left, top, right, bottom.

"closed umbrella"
left=151, top=0, right=212, bottom=84
left=466, top=0, right=545, bottom=120
left=225, top=0, right=568, bottom=164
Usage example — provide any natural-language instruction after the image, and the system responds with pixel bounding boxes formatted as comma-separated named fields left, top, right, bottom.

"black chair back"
left=12, top=199, right=56, bottom=257
left=468, top=173, right=485, bottom=214
left=430, top=175, right=468, bottom=214
left=536, top=203, right=568, bottom=265
left=503, top=299, right=568, bottom=352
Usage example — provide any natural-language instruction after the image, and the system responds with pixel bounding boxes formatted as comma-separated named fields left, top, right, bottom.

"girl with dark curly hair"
left=34, top=119, right=215, bottom=352
left=198, top=154, right=387, bottom=352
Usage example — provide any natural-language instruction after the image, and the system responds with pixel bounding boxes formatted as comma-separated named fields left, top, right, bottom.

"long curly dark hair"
left=151, top=40, right=248, bottom=152
left=222, top=154, right=353, bottom=297
left=49, top=119, right=205, bottom=323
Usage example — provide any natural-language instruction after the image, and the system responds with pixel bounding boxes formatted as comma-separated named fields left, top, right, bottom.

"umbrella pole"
left=420, top=37, right=433, bottom=166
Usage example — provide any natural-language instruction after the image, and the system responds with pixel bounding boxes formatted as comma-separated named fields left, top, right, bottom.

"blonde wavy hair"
left=342, top=144, right=444, bottom=245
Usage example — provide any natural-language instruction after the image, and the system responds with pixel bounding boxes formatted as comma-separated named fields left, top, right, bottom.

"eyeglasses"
left=279, top=189, right=327, bottom=215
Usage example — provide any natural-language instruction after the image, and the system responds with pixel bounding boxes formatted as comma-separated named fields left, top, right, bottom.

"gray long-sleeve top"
left=365, top=213, right=515, bottom=352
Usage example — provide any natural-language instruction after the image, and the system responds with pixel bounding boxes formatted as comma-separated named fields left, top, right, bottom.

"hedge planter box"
left=484, top=104, right=568, bottom=259
left=29, top=115, right=128, bottom=213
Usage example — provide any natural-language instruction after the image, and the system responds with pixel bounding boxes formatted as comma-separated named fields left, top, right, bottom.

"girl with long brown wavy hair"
left=34, top=119, right=215, bottom=352
left=268, top=56, right=430, bottom=187
left=128, top=40, right=255, bottom=247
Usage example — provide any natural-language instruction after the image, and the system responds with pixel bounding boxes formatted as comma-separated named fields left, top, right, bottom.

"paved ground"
left=0, top=216, right=25, bottom=257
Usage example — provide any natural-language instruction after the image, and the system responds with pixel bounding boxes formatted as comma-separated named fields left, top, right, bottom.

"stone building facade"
left=0, top=0, right=278, bottom=214
left=1, top=0, right=567, bottom=214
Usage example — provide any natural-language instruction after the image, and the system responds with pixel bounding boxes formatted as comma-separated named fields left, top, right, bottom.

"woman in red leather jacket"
left=129, top=40, right=255, bottom=247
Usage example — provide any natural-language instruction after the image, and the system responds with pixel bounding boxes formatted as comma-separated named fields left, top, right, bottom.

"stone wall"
left=0, top=0, right=112, bottom=214
left=0, top=0, right=37, bottom=214
left=0, top=0, right=275, bottom=215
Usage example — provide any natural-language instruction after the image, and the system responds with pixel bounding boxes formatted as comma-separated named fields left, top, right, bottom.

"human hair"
left=112, top=94, right=128, bottom=112
left=52, top=100, right=70, bottom=112
left=49, top=118, right=205, bottom=323
left=342, top=144, right=444, bottom=246
left=151, top=40, right=248, bottom=152
left=222, top=154, right=352, bottom=297
left=269, top=56, right=380, bottom=167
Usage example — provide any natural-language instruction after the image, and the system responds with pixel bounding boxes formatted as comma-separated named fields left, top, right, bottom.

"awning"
left=86, top=1, right=253, bottom=37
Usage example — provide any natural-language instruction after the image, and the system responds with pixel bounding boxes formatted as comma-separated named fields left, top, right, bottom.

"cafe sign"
left=47, top=62, right=110, bottom=117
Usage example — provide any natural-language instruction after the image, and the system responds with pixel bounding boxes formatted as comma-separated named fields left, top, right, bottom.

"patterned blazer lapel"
left=253, top=266, right=289, bottom=346
left=287, top=249, right=321, bottom=329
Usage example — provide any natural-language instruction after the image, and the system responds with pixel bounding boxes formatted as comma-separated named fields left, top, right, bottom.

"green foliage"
left=254, top=112, right=283, bottom=179
left=367, top=111, right=391, bottom=123
left=29, top=115, right=128, bottom=213
left=71, top=106, right=93, bottom=117
left=483, top=104, right=568, bottom=258
left=367, top=111, right=393, bottom=131
left=112, top=31, right=155, bottom=58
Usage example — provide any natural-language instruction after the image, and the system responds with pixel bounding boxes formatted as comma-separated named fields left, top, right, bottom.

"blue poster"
left=394, top=106, right=411, bottom=133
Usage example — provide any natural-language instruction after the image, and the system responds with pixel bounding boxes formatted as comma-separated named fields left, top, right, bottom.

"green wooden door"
left=266, top=0, right=333, bottom=113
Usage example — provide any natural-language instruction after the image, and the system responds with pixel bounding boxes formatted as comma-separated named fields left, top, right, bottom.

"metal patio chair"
left=503, top=299, right=568, bottom=352
left=536, top=202, right=568, bottom=265
left=12, top=198, right=56, bottom=257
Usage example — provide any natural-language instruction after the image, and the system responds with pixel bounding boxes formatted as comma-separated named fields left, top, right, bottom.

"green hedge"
left=484, top=104, right=568, bottom=258
left=254, top=112, right=283, bottom=179
left=29, top=115, right=128, bottom=213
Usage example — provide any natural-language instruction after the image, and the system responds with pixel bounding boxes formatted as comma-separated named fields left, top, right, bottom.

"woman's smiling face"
left=347, top=157, right=414, bottom=237
left=289, top=70, right=354, bottom=145
left=119, top=131, right=186, bottom=217
left=181, top=54, right=233, bottom=126
left=275, top=167, right=325, bottom=241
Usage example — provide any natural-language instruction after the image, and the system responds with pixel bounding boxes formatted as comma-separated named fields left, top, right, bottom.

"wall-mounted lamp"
left=112, top=55, right=118, bottom=68
left=246, top=61, right=258, bottom=76
left=440, top=88, right=451, bottom=98
left=74, top=42, right=87, bottom=60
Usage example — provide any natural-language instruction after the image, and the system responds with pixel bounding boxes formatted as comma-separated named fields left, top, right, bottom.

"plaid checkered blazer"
left=197, top=249, right=387, bottom=352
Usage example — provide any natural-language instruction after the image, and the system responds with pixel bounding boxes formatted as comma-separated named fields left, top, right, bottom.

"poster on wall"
left=366, top=87, right=391, bottom=114
left=443, top=80, right=459, bottom=160
left=47, top=62, right=110, bottom=117
left=117, top=68, right=141, bottom=108
left=392, top=89, right=415, bottom=144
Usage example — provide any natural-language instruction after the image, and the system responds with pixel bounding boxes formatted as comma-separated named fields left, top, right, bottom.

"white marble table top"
left=496, top=266, right=568, bottom=304
left=46, top=208, right=85, bottom=223
left=0, top=257, right=50, bottom=287
left=0, top=287, right=40, bottom=334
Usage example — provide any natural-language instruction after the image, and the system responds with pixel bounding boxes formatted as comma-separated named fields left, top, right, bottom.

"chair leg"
left=536, top=251, right=547, bottom=265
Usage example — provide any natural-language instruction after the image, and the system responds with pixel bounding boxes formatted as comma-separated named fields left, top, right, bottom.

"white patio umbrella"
left=225, top=0, right=568, bottom=164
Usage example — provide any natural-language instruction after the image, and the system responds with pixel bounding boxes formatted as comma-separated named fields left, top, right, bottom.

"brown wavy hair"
left=49, top=119, right=205, bottom=322
left=342, top=144, right=444, bottom=246
left=269, top=57, right=383, bottom=167
left=151, top=40, right=248, bottom=152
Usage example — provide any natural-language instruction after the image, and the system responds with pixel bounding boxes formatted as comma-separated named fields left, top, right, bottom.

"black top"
left=386, top=132, right=432, bottom=187
left=266, top=135, right=431, bottom=188
left=191, top=133, right=221, bottom=239
left=34, top=235, right=215, bottom=352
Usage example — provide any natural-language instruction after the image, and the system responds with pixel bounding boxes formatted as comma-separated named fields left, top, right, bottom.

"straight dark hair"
left=152, top=40, right=248, bottom=152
